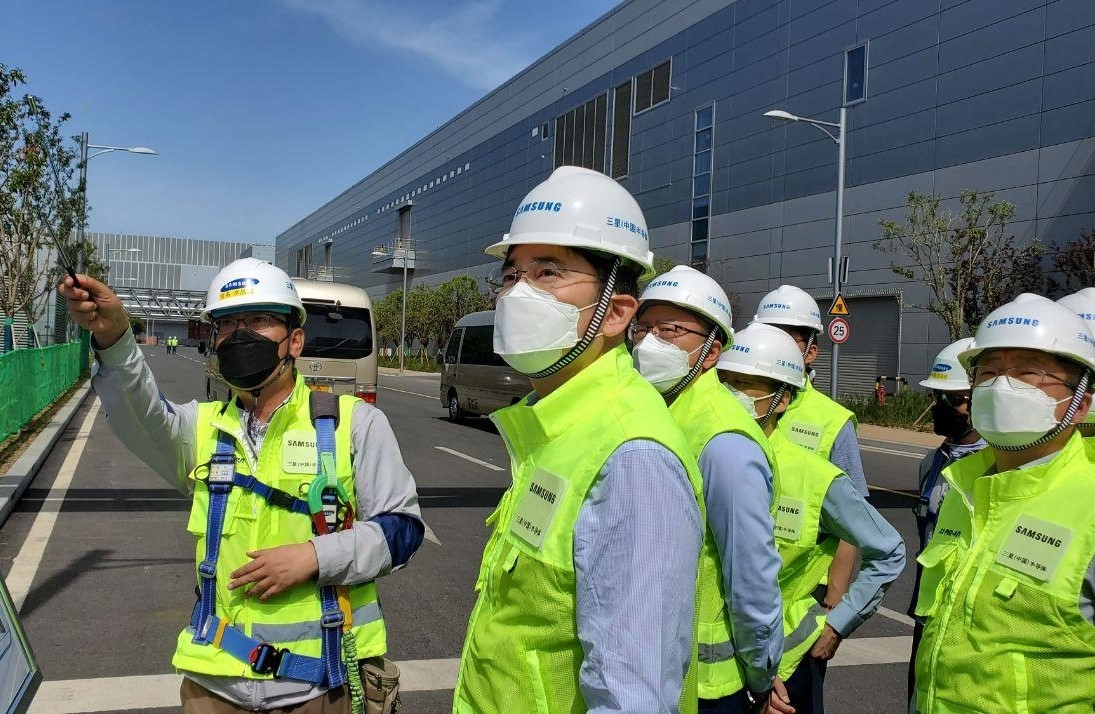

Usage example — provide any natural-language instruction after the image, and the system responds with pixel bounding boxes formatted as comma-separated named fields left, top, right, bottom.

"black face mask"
left=215, top=328, right=288, bottom=391
left=931, top=400, right=971, bottom=441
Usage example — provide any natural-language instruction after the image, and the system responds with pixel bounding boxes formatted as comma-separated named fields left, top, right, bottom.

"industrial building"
left=274, top=0, right=1095, bottom=396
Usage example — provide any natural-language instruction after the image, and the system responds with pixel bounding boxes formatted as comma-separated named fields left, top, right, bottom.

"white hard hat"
left=638, top=265, right=733, bottom=340
left=199, top=258, right=307, bottom=325
left=485, top=166, right=656, bottom=279
left=919, top=338, right=974, bottom=391
left=716, top=322, right=806, bottom=388
left=1057, top=288, right=1095, bottom=327
left=959, top=293, right=1095, bottom=372
left=753, top=285, right=823, bottom=333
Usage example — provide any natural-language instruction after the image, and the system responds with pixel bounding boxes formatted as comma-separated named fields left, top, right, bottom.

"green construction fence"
left=0, top=342, right=82, bottom=444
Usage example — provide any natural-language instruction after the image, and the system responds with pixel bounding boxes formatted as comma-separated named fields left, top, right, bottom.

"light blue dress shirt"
left=830, top=421, right=869, bottom=496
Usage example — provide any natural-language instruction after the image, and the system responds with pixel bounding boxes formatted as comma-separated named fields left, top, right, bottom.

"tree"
left=0, top=64, right=88, bottom=343
left=433, top=275, right=492, bottom=348
left=1046, top=228, right=1095, bottom=296
left=875, top=190, right=1043, bottom=341
left=372, top=289, right=402, bottom=352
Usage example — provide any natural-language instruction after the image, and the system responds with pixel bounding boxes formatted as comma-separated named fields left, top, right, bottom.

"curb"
left=379, top=367, right=441, bottom=379
left=0, top=381, right=92, bottom=529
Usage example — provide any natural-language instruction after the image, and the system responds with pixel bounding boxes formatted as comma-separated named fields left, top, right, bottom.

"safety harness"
left=188, top=392, right=366, bottom=702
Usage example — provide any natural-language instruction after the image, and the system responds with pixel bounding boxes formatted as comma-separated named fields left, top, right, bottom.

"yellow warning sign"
left=828, top=293, right=850, bottom=316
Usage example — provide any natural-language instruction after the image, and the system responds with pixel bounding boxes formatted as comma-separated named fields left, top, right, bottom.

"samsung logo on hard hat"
left=220, top=278, right=259, bottom=292
left=986, top=316, right=1039, bottom=328
left=933, top=363, right=952, bottom=372
left=730, top=344, right=750, bottom=353
left=648, top=279, right=679, bottom=288
left=763, top=302, right=791, bottom=311
left=1079, top=331, right=1095, bottom=347
left=515, top=201, right=563, bottom=216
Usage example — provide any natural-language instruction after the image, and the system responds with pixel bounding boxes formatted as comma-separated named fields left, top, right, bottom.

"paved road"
left=0, top=345, right=930, bottom=713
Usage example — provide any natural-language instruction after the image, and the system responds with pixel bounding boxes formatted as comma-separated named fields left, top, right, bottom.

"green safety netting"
left=0, top=342, right=81, bottom=444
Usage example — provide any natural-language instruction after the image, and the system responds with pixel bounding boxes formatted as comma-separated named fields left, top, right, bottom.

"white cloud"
left=283, top=0, right=532, bottom=91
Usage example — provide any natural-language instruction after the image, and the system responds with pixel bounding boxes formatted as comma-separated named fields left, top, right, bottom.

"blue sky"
left=3, top=0, right=618, bottom=244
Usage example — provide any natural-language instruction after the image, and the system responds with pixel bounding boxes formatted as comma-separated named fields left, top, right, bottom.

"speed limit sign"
left=828, top=317, right=850, bottom=344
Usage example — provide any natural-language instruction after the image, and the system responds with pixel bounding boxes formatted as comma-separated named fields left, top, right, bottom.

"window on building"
left=398, top=205, right=412, bottom=243
left=541, top=122, right=550, bottom=140
left=611, top=80, right=632, bottom=179
left=552, top=93, right=608, bottom=172
left=844, top=43, right=868, bottom=105
left=634, top=60, right=671, bottom=114
left=691, top=104, right=714, bottom=272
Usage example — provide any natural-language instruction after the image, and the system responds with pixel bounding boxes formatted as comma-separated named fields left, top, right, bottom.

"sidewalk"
left=858, top=423, right=942, bottom=448
left=0, top=381, right=92, bottom=529
left=379, top=366, right=441, bottom=378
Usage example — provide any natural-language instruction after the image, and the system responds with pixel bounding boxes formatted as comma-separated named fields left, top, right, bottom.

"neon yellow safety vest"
left=914, top=432, right=1095, bottom=713
left=777, top=378, right=856, bottom=459
left=666, top=368, right=776, bottom=700
left=768, top=430, right=841, bottom=680
left=453, top=345, right=705, bottom=714
left=173, top=374, right=387, bottom=677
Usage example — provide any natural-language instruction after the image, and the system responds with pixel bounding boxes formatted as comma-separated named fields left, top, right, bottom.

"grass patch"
left=378, top=354, right=442, bottom=373
left=840, top=389, right=933, bottom=430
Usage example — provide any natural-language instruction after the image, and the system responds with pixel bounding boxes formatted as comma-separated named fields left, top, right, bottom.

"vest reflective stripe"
left=915, top=433, right=1095, bottom=713
left=769, top=432, right=841, bottom=679
left=668, top=369, right=775, bottom=700
left=173, top=375, right=387, bottom=679
left=453, top=346, right=704, bottom=714
left=251, top=602, right=383, bottom=644
left=777, top=379, right=856, bottom=459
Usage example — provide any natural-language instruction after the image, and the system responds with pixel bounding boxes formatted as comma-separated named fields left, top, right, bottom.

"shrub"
left=840, top=389, right=933, bottom=430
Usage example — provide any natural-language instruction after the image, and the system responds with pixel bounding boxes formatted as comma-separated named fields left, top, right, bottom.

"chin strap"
left=758, top=384, right=788, bottom=428
left=527, top=258, right=620, bottom=380
left=663, top=329, right=718, bottom=404
left=989, top=370, right=1090, bottom=452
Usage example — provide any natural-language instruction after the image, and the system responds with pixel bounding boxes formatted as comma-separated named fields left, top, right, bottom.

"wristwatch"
left=745, top=687, right=773, bottom=713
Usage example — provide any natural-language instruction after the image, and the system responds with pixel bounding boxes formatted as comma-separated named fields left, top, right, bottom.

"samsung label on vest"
left=1014, top=525, right=1062, bottom=548
left=528, top=482, right=556, bottom=504
left=287, top=439, right=315, bottom=448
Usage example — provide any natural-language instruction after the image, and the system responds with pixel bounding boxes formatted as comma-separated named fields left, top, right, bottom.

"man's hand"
left=57, top=274, right=130, bottom=349
left=809, top=624, right=843, bottom=661
left=228, top=542, right=319, bottom=600
left=767, top=676, right=796, bottom=714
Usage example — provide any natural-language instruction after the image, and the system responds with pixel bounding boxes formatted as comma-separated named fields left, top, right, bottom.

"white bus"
left=206, top=279, right=378, bottom=404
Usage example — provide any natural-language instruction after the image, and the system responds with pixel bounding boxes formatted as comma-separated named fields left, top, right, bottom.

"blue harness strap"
left=188, top=396, right=352, bottom=687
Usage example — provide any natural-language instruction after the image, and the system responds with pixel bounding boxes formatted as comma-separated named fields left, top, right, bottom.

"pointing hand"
left=57, top=274, right=129, bottom=349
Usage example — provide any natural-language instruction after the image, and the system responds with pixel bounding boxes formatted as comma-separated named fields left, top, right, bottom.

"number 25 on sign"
left=828, top=317, right=850, bottom=344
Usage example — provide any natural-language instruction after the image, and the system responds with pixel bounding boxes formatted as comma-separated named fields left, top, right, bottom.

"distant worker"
left=718, top=323, right=904, bottom=714
left=752, top=286, right=868, bottom=626
left=913, top=294, right=1095, bottom=713
left=632, top=266, right=783, bottom=713
left=60, top=258, right=423, bottom=714
left=453, top=167, right=705, bottom=713
left=906, top=338, right=986, bottom=703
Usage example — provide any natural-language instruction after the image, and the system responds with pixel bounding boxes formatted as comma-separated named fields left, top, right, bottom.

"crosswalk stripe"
left=28, top=638, right=911, bottom=713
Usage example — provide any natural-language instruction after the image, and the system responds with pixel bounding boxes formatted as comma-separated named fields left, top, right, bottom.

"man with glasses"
left=913, top=293, right=1095, bottom=713
left=59, top=258, right=423, bottom=713
left=630, top=266, right=784, bottom=714
left=906, top=338, right=986, bottom=705
left=454, top=167, right=705, bottom=713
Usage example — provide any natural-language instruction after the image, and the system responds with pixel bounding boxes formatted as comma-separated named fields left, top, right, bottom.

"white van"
left=206, top=279, right=378, bottom=403
left=438, top=310, right=531, bottom=421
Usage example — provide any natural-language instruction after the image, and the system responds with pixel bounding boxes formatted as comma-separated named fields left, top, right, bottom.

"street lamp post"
left=372, top=239, right=416, bottom=375
left=764, top=107, right=847, bottom=400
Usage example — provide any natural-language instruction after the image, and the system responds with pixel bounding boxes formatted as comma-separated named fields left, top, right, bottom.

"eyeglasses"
left=934, top=392, right=970, bottom=407
left=970, top=366, right=1076, bottom=391
left=628, top=321, right=709, bottom=342
left=213, top=312, right=288, bottom=333
left=486, top=260, right=600, bottom=294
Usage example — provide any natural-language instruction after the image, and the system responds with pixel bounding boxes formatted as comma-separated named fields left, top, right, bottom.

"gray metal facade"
left=275, top=0, right=1095, bottom=396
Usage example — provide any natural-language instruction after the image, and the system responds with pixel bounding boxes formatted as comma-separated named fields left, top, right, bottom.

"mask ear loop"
left=758, top=383, right=788, bottom=428
left=989, top=369, right=1091, bottom=452
left=528, top=258, right=620, bottom=380
left=662, top=329, right=718, bottom=403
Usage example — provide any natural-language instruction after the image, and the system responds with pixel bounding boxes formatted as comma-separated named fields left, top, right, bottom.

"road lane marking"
left=860, top=444, right=925, bottom=459
left=435, top=446, right=505, bottom=471
left=876, top=606, right=916, bottom=626
left=7, top=401, right=100, bottom=612
left=380, top=385, right=438, bottom=399
left=29, top=638, right=912, bottom=712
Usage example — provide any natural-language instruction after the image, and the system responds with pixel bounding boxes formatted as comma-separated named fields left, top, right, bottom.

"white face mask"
left=971, top=376, right=1071, bottom=448
left=493, top=280, right=594, bottom=375
left=725, top=383, right=777, bottom=420
left=633, top=335, right=699, bottom=393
